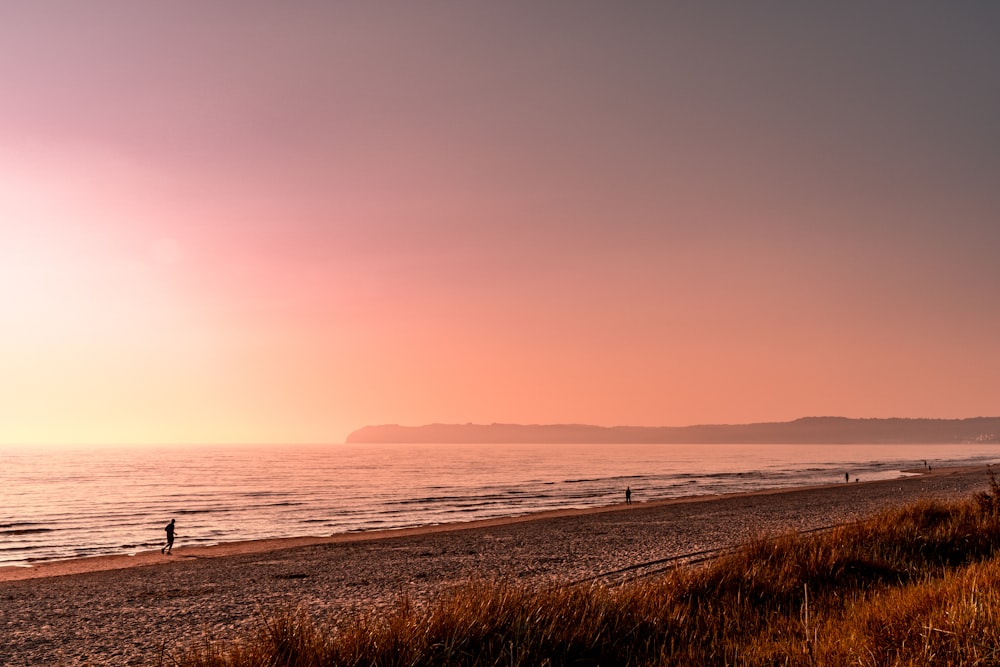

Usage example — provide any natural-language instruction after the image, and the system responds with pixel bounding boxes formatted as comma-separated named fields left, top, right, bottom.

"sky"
left=1, top=2, right=998, bottom=445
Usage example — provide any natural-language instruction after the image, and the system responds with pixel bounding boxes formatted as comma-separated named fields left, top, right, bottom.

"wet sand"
left=0, top=465, right=992, bottom=666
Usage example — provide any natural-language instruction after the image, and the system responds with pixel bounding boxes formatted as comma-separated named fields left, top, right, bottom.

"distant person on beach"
left=161, top=519, right=175, bottom=555
left=625, top=486, right=632, bottom=505
left=845, top=472, right=850, bottom=483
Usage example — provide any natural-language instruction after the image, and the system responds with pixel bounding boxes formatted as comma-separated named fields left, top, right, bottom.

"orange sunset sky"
left=2, top=3, right=998, bottom=445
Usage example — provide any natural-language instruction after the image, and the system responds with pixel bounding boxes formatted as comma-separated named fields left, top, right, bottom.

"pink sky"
left=2, top=3, right=998, bottom=444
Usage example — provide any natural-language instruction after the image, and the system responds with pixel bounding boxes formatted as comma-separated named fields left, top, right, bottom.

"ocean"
left=2, top=442, right=999, bottom=567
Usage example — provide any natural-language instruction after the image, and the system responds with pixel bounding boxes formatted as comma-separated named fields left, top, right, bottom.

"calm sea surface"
left=2, top=442, right=999, bottom=567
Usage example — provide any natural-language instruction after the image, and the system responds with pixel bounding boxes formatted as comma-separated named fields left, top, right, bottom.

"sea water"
left=2, top=442, right=999, bottom=567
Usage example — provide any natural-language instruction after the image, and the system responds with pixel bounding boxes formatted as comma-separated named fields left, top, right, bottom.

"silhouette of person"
left=625, top=486, right=632, bottom=505
left=162, top=519, right=175, bottom=555
left=845, top=472, right=849, bottom=484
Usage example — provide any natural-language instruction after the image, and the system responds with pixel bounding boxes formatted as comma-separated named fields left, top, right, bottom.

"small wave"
left=72, top=547, right=102, bottom=556
left=696, top=471, right=764, bottom=479
left=0, top=545, right=40, bottom=554
left=450, top=500, right=523, bottom=510
left=389, top=495, right=468, bottom=506
left=0, top=528, right=54, bottom=536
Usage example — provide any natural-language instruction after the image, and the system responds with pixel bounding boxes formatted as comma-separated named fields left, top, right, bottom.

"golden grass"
left=166, top=472, right=1000, bottom=666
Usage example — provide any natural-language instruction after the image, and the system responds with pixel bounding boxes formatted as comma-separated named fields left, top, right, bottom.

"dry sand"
left=0, top=465, right=992, bottom=666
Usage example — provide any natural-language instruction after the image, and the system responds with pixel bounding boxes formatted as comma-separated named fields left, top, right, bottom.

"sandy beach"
left=1, top=465, right=992, bottom=666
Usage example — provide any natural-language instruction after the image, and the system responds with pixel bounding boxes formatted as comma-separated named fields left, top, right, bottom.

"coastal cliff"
left=346, top=417, right=1000, bottom=445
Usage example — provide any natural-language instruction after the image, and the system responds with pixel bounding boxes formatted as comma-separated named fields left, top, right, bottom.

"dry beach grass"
left=0, top=466, right=991, bottom=665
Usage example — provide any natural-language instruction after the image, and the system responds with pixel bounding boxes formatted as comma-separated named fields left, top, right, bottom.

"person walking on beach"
left=845, top=472, right=850, bottom=484
left=625, top=486, right=632, bottom=505
left=161, top=519, right=175, bottom=555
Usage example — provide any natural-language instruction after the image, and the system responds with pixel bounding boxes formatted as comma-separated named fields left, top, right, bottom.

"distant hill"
left=346, top=417, right=1000, bottom=445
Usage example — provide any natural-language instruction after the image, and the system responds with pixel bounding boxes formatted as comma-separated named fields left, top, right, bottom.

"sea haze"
left=2, top=442, right=999, bottom=567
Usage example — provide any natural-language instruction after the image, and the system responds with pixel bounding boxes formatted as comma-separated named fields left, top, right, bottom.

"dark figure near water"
left=845, top=472, right=850, bottom=484
left=161, top=519, right=175, bottom=555
left=625, top=486, right=632, bottom=505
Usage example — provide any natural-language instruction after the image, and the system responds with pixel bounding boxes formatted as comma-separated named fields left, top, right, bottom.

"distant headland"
left=346, top=417, right=1000, bottom=445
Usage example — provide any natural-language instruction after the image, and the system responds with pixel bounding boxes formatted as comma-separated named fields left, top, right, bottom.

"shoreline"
left=2, top=464, right=993, bottom=666
left=0, top=463, right=972, bottom=584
